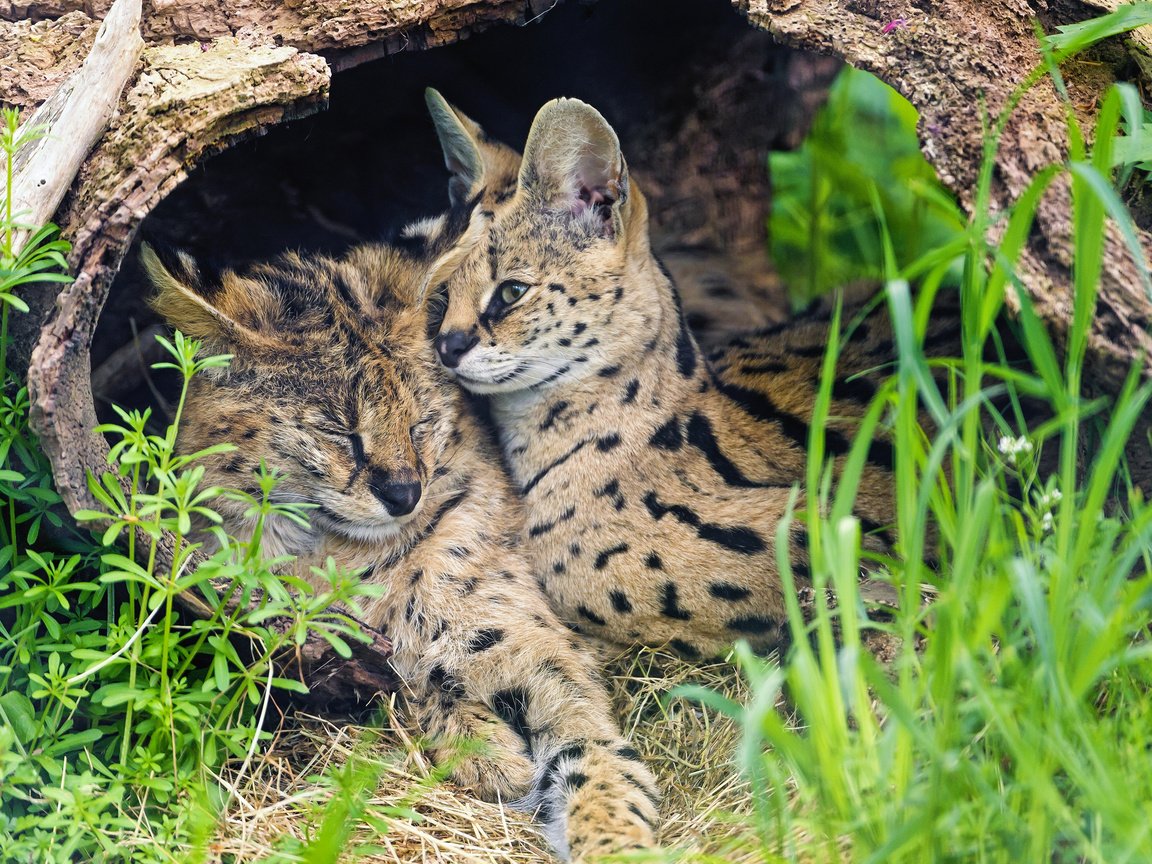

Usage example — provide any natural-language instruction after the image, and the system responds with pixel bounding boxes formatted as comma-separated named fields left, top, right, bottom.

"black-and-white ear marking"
left=519, top=98, right=628, bottom=239
left=426, top=88, right=489, bottom=208
left=143, top=242, right=284, bottom=352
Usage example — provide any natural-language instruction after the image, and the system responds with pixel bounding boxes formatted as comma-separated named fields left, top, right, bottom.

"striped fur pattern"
left=142, top=224, right=658, bottom=861
left=428, top=95, right=959, bottom=659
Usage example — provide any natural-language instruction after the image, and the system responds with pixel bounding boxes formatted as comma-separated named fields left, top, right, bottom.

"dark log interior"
left=92, top=0, right=840, bottom=419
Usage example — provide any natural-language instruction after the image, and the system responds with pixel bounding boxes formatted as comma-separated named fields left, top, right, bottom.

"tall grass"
left=681, top=13, right=1152, bottom=863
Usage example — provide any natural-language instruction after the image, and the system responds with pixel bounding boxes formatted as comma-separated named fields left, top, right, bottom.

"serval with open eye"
left=141, top=214, right=659, bottom=861
left=424, top=91, right=961, bottom=661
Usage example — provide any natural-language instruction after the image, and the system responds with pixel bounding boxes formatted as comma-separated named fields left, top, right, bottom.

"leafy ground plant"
left=678, top=11, right=1152, bottom=864
left=0, top=106, right=384, bottom=862
left=768, top=67, right=966, bottom=306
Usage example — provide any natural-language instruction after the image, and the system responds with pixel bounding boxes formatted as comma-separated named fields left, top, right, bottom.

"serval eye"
left=499, top=281, right=529, bottom=305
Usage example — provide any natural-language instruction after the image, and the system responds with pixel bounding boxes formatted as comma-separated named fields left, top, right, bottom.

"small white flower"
left=1034, top=483, right=1063, bottom=512
left=1041, top=511, right=1054, bottom=533
left=998, top=435, right=1033, bottom=466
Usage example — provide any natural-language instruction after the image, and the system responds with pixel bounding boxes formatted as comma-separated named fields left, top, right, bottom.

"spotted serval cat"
left=141, top=223, right=659, bottom=860
left=425, top=93, right=959, bottom=660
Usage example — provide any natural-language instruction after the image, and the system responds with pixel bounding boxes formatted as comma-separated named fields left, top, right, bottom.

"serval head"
left=424, top=91, right=664, bottom=397
left=142, top=211, right=481, bottom=556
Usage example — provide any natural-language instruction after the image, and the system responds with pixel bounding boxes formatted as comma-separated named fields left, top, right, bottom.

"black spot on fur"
left=523, top=439, right=591, bottom=494
left=536, top=364, right=572, bottom=386
left=645, top=552, right=663, bottom=570
left=628, top=802, right=655, bottom=826
left=467, top=628, right=505, bottom=652
left=594, top=479, right=625, bottom=510
left=622, top=379, right=640, bottom=404
left=793, top=343, right=826, bottom=358
left=622, top=770, right=660, bottom=807
left=541, top=742, right=586, bottom=794
left=597, top=433, right=621, bottom=452
left=577, top=606, right=607, bottom=626
left=609, top=590, right=633, bottom=613
left=714, top=379, right=895, bottom=470
left=686, top=412, right=778, bottom=488
left=740, top=360, right=790, bottom=374
left=598, top=364, right=622, bottom=378
left=657, top=263, right=698, bottom=377
left=643, top=491, right=766, bottom=554
left=709, top=582, right=752, bottom=602
left=594, top=543, right=629, bottom=570
left=492, top=688, right=533, bottom=756
left=548, top=283, right=567, bottom=293
left=566, top=772, right=589, bottom=790
left=713, top=380, right=814, bottom=450
left=528, top=505, right=577, bottom=538
left=727, top=615, right=779, bottom=634
left=539, top=401, right=569, bottom=432
left=649, top=416, right=682, bottom=450
left=832, top=375, right=878, bottom=404
left=660, top=582, right=692, bottom=620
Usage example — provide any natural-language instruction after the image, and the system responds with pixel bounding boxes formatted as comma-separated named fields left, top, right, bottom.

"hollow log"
left=4, top=1, right=1152, bottom=549
left=739, top=0, right=1152, bottom=400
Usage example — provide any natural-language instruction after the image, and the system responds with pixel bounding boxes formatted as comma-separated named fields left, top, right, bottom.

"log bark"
left=735, top=0, right=1152, bottom=403
left=2, top=5, right=405, bottom=709
left=5, top=0, right=1152, bottom=552
left=9, top=0, right=141, bottom=254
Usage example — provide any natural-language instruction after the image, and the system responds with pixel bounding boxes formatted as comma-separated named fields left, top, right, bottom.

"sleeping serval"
left=141, top=219, right=658, bottom=861
left=424, top=92, right=960, bottom=660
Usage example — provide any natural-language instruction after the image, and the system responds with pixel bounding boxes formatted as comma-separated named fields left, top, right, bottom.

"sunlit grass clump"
left=679, top=16, right=1152, bottom=863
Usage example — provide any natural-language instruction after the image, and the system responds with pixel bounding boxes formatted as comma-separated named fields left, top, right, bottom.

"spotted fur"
left=427, top=94, right=960, bottom=659
left=142, top=223, right=658, bottom=861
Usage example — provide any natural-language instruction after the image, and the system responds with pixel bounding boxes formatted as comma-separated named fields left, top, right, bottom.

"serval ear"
left=518, top=97, right=638, bottom=242
left=425, top=89, right=492, bottom=207
left=142, top=243, right=278, bottom=353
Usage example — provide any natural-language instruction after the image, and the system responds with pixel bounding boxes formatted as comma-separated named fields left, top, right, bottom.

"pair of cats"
left=142, top=89, right=911, bottom=860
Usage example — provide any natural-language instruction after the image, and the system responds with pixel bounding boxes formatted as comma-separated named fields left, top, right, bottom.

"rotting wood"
left=9, top=0, right=141, bottom=255
left=4, top=0, right=1152, bottom=571
left=736, top=0, right=1152, bottom=372
left=25, top=38, right=331, bottom=516
left=4, top=6, right=398, bottom=708
left=735, top=0, right=1152, bottom=478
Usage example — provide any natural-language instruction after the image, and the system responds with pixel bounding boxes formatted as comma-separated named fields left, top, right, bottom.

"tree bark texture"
left=4, top=0, right=1152, bottom=515
left=738, top=0, right=1152, bottom=400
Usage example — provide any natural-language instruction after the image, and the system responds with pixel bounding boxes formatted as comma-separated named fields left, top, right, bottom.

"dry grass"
left=207, top=646, right=780, bottom=863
